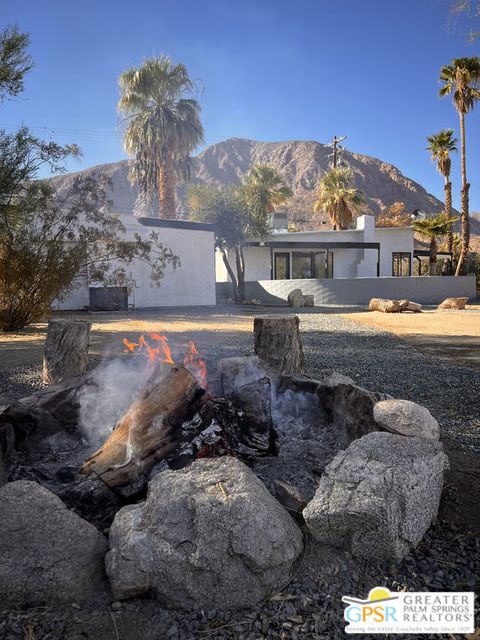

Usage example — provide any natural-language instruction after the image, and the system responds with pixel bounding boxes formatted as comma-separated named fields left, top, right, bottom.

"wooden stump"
left=254, top=315, right=304, bottom=374
left=43, top=319, right=91, bottom=385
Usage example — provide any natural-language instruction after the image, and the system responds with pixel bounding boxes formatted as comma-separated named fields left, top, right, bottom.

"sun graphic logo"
left=342, top=586, right=399, bottom=632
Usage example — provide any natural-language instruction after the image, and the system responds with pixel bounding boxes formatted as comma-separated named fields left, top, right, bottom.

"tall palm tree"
left=118, top=56, right=204, bottom=219
left=313, top=167, right=363, bottom=230
left=426, top=129, right=458, bottom=254
left=243, top=164, right=293, bottom=215
left=413, top=212, right=457, bottom=275
left=439, top=57, right=480, bottom=274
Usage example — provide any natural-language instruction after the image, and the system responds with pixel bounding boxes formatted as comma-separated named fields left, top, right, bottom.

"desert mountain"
left=53, top=137, right=460, bottom=227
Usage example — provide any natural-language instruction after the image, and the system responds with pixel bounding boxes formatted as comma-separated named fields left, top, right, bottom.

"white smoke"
left=77, top=357, right=152, bottom=446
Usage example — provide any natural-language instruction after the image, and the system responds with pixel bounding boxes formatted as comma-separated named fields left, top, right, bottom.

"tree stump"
left=254, top=315, right=304, bottom=374
left=43, top=319, right=91, bottom=385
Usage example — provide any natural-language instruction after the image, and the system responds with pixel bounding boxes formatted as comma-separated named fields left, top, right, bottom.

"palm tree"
left=426, top=129, right=458, bottom=254
left=439, top=57, right=480, bottom=274
left=413, top=212, right=457, bottom=276
left=313, top=167, right=363, bottom=230
left=118, top=56, right=204, bottom=219
left=243, top=164, right=293, bottom=215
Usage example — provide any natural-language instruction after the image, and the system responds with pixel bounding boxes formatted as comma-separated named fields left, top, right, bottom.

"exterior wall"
left=215, top=216, right=415, bottom=283
left=375, top=227, right=414, bottom=276
left=217, top=276, right=477, bottom=306
left=57, top=217, right=216, bottom=310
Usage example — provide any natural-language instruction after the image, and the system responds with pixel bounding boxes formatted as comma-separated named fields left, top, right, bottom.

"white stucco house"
left=56, top=216, right=216, bottom=311
left=215, top=214, right=475, bottom=305
left=54, top=212, right=474, bottom=310
left=216, top=215, right=415, bottom=282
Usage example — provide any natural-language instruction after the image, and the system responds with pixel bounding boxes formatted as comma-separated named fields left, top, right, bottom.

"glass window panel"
left=314, top=252, right=326, bottom=278
left=292, top=253, right=312, bottom=279
left=392, top=252, right=411, bottom=276
left=274, top=253, right=290, bottom=280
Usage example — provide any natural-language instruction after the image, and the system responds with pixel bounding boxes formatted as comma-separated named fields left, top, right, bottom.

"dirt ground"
left=0, top=307, right=255, bottom=369
left=338, top=305, right=480, bottom=370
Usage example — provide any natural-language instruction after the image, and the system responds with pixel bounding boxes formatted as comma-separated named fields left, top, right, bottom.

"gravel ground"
left=0, top=311, right=479, bottom=640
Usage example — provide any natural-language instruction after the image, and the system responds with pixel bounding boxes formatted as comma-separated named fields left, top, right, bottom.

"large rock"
left=369, top=298, right=407, bottom=313
left=374, top=399, right=440, bottom=440
left=106, top=457, right=303, bottom=610
left=437, top=297, right=469, bottom=310
left=0, top=401, right=63, bottom=451
left=0, top=481, right=107, bottom=605
left=303, top=432, right=448, bottom=561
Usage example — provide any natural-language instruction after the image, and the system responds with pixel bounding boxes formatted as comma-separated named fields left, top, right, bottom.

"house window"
left=392, top=252, right=411, bottom=276
left=274, top=252, right=290, bottom=279
left=292, top=252, right=313, bottom=279
left=313, top=251, right=334, bottom=278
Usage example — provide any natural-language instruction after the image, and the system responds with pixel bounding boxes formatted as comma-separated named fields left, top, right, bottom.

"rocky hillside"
left=53, top=137, right=452, bottom=226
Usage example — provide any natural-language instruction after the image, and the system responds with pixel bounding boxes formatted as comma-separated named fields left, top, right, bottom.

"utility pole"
left=329, top=135, right=347, bottom=168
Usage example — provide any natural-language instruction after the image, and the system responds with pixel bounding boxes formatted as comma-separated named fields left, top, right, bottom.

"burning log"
left=254, top=315, right=304, bottom=375
left=43, top=319, right=91, bottom=384
left=80, top=363, right=204, bottom=494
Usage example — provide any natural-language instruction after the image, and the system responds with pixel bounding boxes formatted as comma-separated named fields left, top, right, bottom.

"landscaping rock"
left=369, top=298, right=405, bottom=312
left=374, top=399, right=440, bottom=440
left=287, top=289, right=314, bottom=307
left=273, top=479, right=308, bottom=515
left=287, top=288, right=304, bottom=307
left=106, top=456, right=303, bottom=610
left=0, top=480, right=107, bottom=605
left=315, top=377, right=389, bottom=445
left=0, top=401, right=62, bottom=451
left=303, top=432, right=448, bottom=561
left=437, top=297, right=469, bottom=310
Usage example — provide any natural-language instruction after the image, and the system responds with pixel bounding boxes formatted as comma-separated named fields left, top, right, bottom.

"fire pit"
left=0, top=324, right=448, bottom=611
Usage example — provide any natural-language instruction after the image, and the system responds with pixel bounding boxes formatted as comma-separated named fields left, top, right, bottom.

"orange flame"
left=122, top=334, right=208, bottom=388
left=184, top=340, right=208, bottom=389
left=122, top=333, right=174, bottom=365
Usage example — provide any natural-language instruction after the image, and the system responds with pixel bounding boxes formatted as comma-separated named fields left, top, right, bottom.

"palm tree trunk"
left=235, top=245, right=245, bottom=301
left=429, top=236, right=438, bottom=276
left=220, top=247, right=240, bottom=301
left=455, top=111, right=470, bottom=276
left=444, top=179, right=453, bottom=255
left=455, top=183, right=470, bottom=275
left=158, top=151, right=176, bottom=219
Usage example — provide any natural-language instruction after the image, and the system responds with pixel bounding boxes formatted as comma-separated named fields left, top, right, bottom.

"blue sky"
left=2, top=0, right=480, bottom=210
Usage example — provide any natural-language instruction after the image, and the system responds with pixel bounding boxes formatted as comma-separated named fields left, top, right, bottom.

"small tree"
left=376, top=201, right=411, bottom=227
left=189, top=166, right=291, bottom=301
left=188, top=184, right=248, bottom=301
left=413, top=212, right=456, bottom=276
left=426, top=129, right=458, bottom=253
left=313, top=167, right=364, bottom=230
left=0, top=25, right=33, bottom=102
left=0, top=128, right=179, bottom=331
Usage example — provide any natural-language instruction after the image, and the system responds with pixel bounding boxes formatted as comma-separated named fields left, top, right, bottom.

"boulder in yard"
left=303, top=432, right=448, bottom=561
left=399, top=299, right=422, bottom=313
left=287, top=288, right=305, bottom=307
left=437, top=297, right=469, bottom=310
left=373, top=399, right=440, bottom=440
left=369, top=298, right=406, bottom=313
left=0, top=480, right=107, bottom=605
left=106, top=456, right=303, bottom=610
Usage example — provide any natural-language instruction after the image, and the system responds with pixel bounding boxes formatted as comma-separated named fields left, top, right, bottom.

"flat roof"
left=137, top=217, right=214, bottom=232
